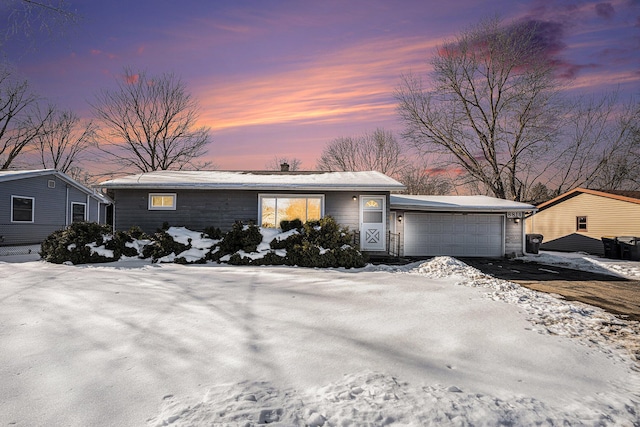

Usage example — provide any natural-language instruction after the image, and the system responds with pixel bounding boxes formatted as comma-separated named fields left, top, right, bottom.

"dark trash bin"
left=601, top=236, right=621, bottom=259
left=617, top=236, right=640, bottom=261
left=526, top=234, right=544, bottom=254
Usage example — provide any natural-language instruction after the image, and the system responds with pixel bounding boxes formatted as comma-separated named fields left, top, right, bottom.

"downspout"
left=65, top=185, right=70, bottom=226
left=86, top=194, right=90, bottom=221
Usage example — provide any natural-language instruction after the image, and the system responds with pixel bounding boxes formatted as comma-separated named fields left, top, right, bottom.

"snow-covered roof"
left=0, top=169, right=55, bottom=182
left=0, top=169, right=112, bottom=204
left=390, top=194, right=536, bottom=212
left=98, top=170, right=406, bottom=192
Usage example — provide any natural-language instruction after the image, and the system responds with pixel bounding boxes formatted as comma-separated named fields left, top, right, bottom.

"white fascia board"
left=101, top=183, right=404, bottom=192
left=390, top=204, right=534, bottom=212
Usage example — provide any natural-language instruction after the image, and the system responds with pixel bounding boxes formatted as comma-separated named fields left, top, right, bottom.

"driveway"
left=461, top=258, right=640, bottom=322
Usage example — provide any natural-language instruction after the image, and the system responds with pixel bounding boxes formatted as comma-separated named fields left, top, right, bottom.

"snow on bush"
left=40, top=218, right=365, bottom=268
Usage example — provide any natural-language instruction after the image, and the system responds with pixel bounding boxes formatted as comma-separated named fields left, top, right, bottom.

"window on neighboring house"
left=259, top=195, right=324, bottom=228
left=149, top=193, right=177, bottom=210
left=72, top=202, right=86, bottom=223
left=576, top=216, right=587, bottom=231
left=11, top=195, right=34, bottom=223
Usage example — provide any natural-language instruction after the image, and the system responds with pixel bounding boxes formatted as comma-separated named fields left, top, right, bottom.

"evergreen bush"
left=216, top=221, right=262, bottom=255
left=40, top=222, right=120, bottom=264
left=141, top=229, right=190, bottom=262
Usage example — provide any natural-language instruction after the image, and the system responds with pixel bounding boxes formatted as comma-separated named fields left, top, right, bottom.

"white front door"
left=360, top=196, right=386, bottom=251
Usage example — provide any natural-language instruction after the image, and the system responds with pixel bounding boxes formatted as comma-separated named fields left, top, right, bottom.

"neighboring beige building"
left=526, top=188, right=640, bottom=255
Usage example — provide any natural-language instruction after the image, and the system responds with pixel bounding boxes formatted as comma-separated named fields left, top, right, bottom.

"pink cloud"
left=193, top=35, right=440, bottom=132
left=124, top=73, right=139, bottom=84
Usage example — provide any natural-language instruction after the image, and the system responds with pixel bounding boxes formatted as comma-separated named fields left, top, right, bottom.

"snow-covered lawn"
left=1, top=254, right=639, bottom=426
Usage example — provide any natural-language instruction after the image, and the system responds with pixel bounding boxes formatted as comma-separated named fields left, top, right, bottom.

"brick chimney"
left=280, top=162, right=290, bottom=172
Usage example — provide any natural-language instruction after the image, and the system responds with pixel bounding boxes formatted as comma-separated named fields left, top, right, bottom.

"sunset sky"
left=3, top=0, right=639, bottom=173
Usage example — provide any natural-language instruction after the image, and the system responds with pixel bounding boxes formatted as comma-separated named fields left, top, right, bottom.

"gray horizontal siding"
left=1, top=173, right=109, bottom=246
left=112, top=189, right=379, bottom=234
left=1, top=174, right=68, bottom=245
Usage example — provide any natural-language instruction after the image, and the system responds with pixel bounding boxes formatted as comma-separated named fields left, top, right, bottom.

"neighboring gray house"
left=99, top=170, right=406, bottom=254
left=389, top=195, right=536, bottom=257
left=0, top=169, right=112, bottom=247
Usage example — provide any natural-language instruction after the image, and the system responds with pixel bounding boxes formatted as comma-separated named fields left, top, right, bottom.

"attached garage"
left=391, top=195, right=536, bottom=258
left=404, top=213, right=504, bottom=257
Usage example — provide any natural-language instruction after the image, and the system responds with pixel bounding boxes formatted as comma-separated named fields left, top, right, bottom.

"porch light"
left=352, top=196, right=357, bottom=201
left=398, top=215, right=403, bottom=222
left=514, top=218, right=520, bottom=224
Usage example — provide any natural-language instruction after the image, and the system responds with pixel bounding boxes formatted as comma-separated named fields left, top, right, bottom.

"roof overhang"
left=98, top=170, right=406, bottom=193
left=390, top=195, right=536, bottom=213
left=0, top=169, right=113, bottom=204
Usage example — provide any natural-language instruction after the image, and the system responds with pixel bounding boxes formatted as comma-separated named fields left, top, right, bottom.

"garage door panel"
left=404, top=213, right=503, bottom=257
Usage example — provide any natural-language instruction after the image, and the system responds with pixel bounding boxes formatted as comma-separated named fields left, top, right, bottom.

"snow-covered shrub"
left=203, top=226, right=223, bottom=240
left=303, top=217, right=353, bottom=249
left=211, top=221, right=262, bottom=261
left=126, top=225, right=148, bottom=240
left=279, top=218, right=303, bottom=232
left=40, top=222, right=121, bottom=264
left=142, top=229, right=190, bottom=262
left=246, top=216, right=366, bottom=268
left=41, top=218, right=366, bottom=268
left=333, top=244, right=368, bottom=268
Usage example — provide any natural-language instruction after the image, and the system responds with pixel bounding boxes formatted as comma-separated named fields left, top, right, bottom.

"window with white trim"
left=576, top=216, right=587, bottom=231
left=259, top=194, right=324, bottom=228
left=11, top=195, right=34, bottom=223
left=148, top=193, right=177, bottom=210
left=72, top=202, right=86, bottom=223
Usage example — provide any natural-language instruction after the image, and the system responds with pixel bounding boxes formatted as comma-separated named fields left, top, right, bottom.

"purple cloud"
left=507, top=19, right=566, bottom=57
left=595, top=3, right=615, bottom=19
left=596, top=3, right=615, bottom=20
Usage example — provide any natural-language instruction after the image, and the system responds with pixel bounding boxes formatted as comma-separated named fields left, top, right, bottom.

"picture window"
left=259, top=195, right=324, bottom=228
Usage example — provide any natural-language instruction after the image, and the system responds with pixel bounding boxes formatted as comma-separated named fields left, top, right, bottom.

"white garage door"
left=404, top=213, right=504, bottom=257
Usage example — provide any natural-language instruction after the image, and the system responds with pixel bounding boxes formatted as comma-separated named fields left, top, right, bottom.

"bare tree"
left=0, top=65, right=52, bottom=169
left=31, top=106, right=96, bottom=173
left=1, top=0, right=79, bottom=51
left=265, top=156, right=302, bottom=171
left=398, top=163, right=452, bottom=195
left=397, top=18, right=564, bottom=201
left=90, top=68, right=212, bottom=172
left=539, top=95, right=640, bottom=194
left=317, top=128, right=408, bottom=176
left=578, top=98, right=640, bottom=191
